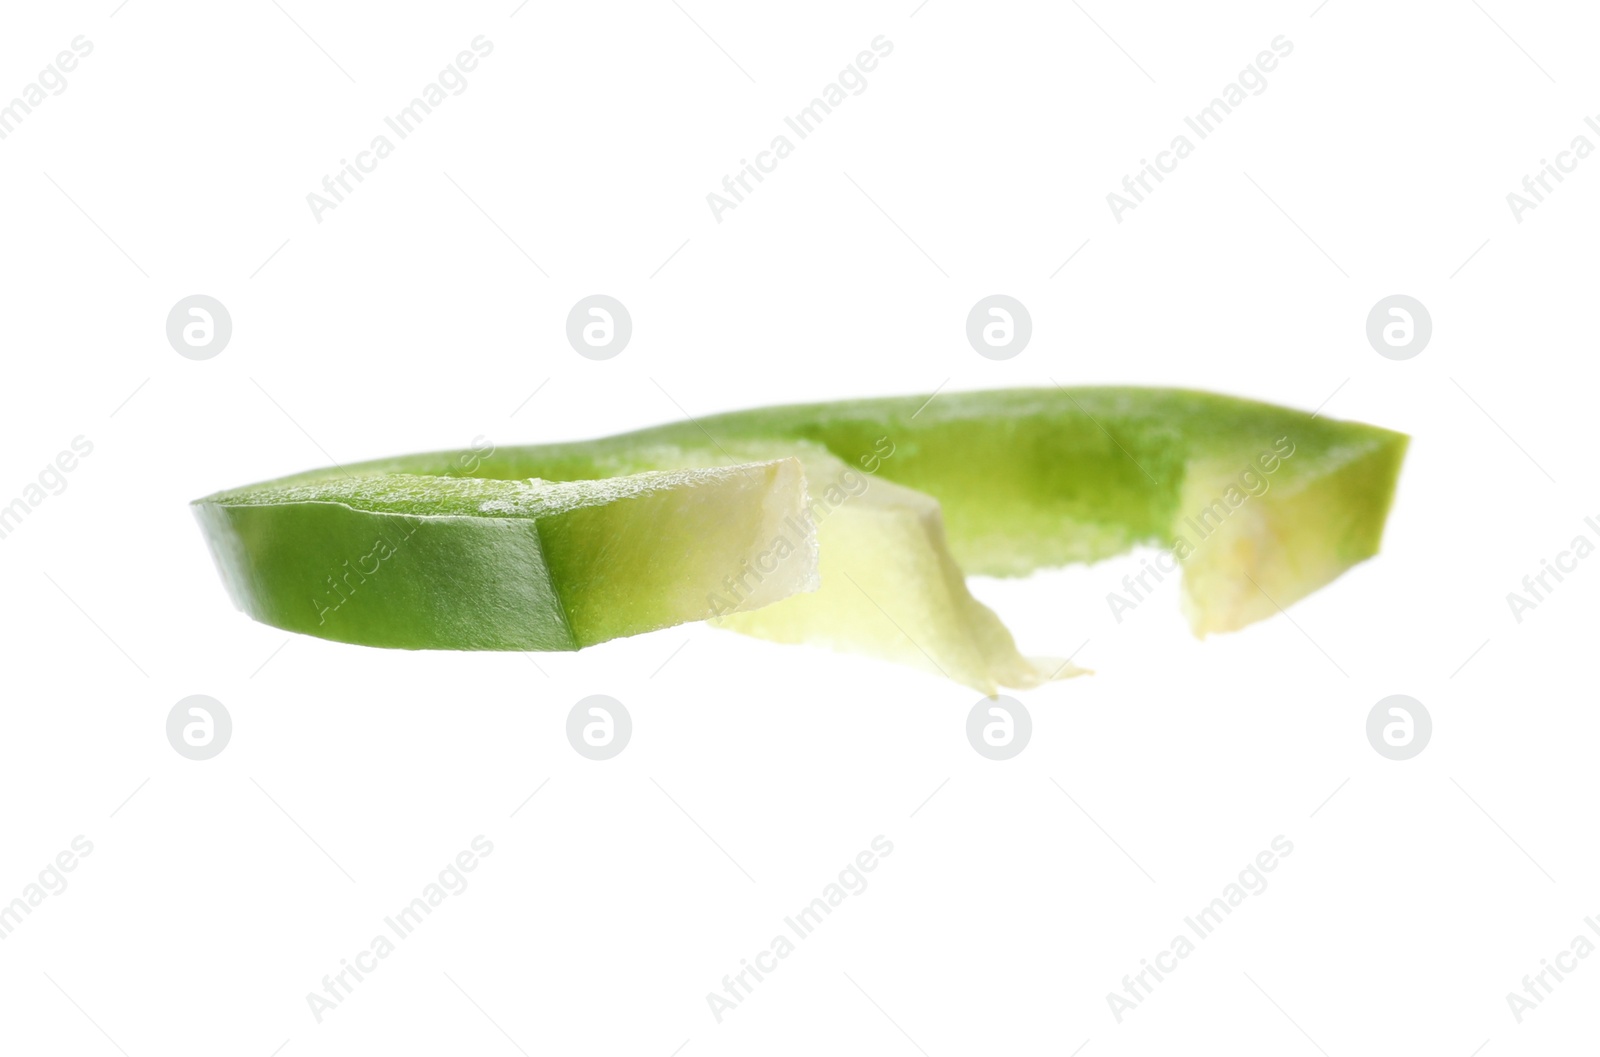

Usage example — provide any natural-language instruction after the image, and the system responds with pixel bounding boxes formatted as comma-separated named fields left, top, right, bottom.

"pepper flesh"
left=193, top=387, right=1408, bottom=691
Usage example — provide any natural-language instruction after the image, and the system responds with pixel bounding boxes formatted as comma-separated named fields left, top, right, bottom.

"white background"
left=1, top=0, right=1596, bottom=1053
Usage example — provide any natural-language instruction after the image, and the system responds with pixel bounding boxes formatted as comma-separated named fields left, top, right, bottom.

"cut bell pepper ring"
left=193, top=387, right=1408, bottom=693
